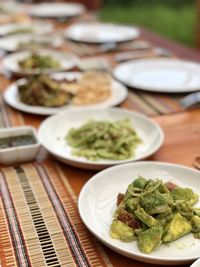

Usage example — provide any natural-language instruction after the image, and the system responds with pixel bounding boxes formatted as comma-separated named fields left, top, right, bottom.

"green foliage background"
left=100, top=0, right=196, bottom=47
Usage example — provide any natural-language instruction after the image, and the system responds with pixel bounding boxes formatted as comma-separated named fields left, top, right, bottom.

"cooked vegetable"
left=18, top=72, right=113, bottom=107
left=110, top=219, right=135, bottom=242
left=66, top=118, right=142, bottom=161
left=19, top=53, right=61, bottom=70
left=137, top=226, right=163, bottom=254
left=17, top=39, right=50, bottom=50
left=18, top=75, right=72, bottom=107
left=110, top=177, right=200, bottom=254
left=163, top=213, right=192, bottom=242
left=8, top=27, right=34, bottom=36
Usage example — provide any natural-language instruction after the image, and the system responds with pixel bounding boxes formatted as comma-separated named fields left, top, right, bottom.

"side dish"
left=18, top=75, right=71, bottom=107
left=17, top=39, right=51, bottom=50
left=110, top=177, right=200, bottom=254
left=18, top=72, right=112, bottom=107
left=66, top=118, right=142, bottom=161
left=0, top=134, right=36, bottom=149
left=18, top=53, right=61, bottom=70
left=8, top=27, right=34, bottom=35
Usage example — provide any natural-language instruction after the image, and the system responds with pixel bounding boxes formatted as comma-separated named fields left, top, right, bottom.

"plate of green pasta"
left=38, top=108, right=164, bottom=170
left=78, top=161, right=200, bottom=264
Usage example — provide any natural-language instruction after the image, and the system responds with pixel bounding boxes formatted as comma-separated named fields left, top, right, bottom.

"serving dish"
left=0, top=22, right=53, bottom=37
left=4, top=72, right=128, bottom=115
left=113, top=59, right=200, bottom=93
left=38, top=108, right=164, bottom=170
left=0, top=126, right=40, bottom=165
left=0, top=34, right=63, bottom=52
left=78, top=161, right=200, bottom=264
left=2, top=49, right=78, bottom=76
left=65, top=23, right=140, bottom=44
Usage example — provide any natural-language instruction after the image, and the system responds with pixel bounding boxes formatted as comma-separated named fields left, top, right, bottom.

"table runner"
left=0, top=162, right=112, bottom=267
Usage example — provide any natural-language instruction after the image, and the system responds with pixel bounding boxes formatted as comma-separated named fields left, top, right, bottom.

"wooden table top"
left=0, top=15, right=200, bottom=267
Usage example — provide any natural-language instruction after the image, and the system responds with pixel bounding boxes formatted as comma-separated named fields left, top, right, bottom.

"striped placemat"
left=0, top=162, right=112, bottom=267
left=0, top=74, right=25, bottom=128
left=121, top=90, right=185, bottom=116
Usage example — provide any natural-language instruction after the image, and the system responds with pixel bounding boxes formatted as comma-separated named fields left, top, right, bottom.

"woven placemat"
left=0, top=162, right=112, bottom=267
left=121, top=90, right=185, bottom=116
left=0, top=75, right=24, bottom=128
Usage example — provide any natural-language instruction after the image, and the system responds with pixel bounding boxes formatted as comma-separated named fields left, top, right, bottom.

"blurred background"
left=100, top=0, right=196, bottom=47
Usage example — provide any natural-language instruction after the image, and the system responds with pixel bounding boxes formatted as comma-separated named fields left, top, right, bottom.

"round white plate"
left=0, top=22, right=53, bottom=37
left=0, top=34, right=63, bottom=52
left=4, top=72, right=128, bottom=115
left=78, top=161, right=200, bottom=264
left=114, top=59, right=200, bottom=93
left=191, top=258, right=200, bottom=267
left=2, top=49, right=78, bottom=76
left=26, top=3, right=85, bottom=18
left=65, top=23, right=140, bottom=44
left=38, top=109, right=163, bottom=170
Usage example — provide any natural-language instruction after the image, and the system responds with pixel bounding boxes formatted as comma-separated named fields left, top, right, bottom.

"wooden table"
left=0, top=17, right=200, bottom=267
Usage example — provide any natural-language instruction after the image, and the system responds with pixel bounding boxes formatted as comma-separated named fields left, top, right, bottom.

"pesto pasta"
left=110, top=177, right=200, bottom=254
left=66, top=118, right=142, bottom=161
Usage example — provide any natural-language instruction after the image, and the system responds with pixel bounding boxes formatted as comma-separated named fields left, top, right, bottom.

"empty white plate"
left=65, top=23, right=140, bottom=44
left=0, top=22, right=53, bottom=37
left=2, top=49, right=78, bottom=76
left=38, top=108, right=163, bottom=170
left=26, top=2, right=86, bottom=18
left=78, top=161, right=200, bottom=264
left=4, top=72, right=128, bottom=115
left=114, top=59, right=200, bottom=93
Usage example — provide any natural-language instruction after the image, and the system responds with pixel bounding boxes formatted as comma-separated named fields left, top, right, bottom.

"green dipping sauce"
left=0, top=134, right=36, bottom=149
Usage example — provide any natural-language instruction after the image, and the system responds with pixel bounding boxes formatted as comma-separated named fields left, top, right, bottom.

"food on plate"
left=17, top=71, right=112, bottom=107
left=66, top=118, right=142, bottom=161
left=8, top=27, right=34, bottom=35
left=18, top=53, right=61, bottom=70
left=17, top=39, right=51, bottom=50
left=110, top=177, right=200, bottom=254
left=72, top=71, right=111, bottom=105
left=18, top=75, right=72, bottom=107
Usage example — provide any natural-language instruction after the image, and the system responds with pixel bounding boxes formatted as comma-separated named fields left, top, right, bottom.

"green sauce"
left=0, top=134, right=36, bottom=149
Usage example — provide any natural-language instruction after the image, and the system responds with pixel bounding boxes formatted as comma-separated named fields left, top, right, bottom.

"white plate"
left=38, top=109, right=163, bottom=170
left=65, top=23, right=140, bottom=44
left=78, top=161, right=200, bottom=264
left=0, top=22, right=53, bottom=37
left=26, top=3, right=85, bottom=18
left=114, top=59, right=200, bottom=93
left=0, top=34, right=63, bottom=52
left=4, top=72, right=128, bottom=115
left=2, top=49, right=78, bottom=76
left=191, top=258, right=200, bottom=267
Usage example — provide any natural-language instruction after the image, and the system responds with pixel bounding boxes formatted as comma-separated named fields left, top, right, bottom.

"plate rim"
left=3, top=73, right=128, bottom=115
left=113, top=58, right=200, bottom=93
left=65, top=23, right=140, bottom=44
left=78, top=161, right=200, bottom=264
left=27, top=2, right=86, bottom=18
left=38, top=108, right=164, bottom=167
left=2, top=49, right=78, bottom=76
